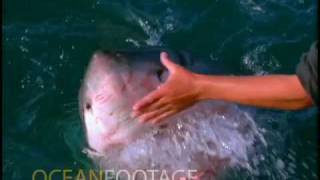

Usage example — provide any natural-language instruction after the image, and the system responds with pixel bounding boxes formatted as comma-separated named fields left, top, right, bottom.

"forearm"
left=194, top=74, right=313, bottom=110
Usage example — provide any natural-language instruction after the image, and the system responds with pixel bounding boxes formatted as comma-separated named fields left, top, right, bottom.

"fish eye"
left=156, top=69, right=165, bottom=82
left=85, top=102, right=91, bottom=110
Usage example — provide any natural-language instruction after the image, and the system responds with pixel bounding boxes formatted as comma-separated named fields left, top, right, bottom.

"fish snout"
left=91, top=50, right=114, bottom=67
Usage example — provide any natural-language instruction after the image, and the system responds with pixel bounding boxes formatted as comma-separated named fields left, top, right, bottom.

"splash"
left=85, top=101, right=266, bottom=179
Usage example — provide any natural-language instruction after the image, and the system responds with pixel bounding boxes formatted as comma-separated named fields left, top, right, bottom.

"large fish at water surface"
left=79, top=49, right=265, bottom=179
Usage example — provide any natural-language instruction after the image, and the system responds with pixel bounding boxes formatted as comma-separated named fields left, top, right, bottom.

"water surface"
left=3, top=0, right=317, bottom=179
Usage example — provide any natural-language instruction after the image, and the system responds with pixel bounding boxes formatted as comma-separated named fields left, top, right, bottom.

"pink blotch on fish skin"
left=95, top=94, right=104, bottom=102
left=95, top=94, right=113, bottom=104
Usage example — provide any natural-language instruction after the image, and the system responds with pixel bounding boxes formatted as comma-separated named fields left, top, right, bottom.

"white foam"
left=87, top=101, right=266, bottom=179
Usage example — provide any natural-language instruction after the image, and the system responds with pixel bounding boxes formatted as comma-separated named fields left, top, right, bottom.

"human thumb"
left=160, top=52, right=181, bottom=73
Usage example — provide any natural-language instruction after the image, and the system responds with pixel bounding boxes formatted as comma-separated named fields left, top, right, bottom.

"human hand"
left=131, top=52, right=201, bottom=124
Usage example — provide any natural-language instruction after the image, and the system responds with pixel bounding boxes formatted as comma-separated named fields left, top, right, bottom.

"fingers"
left=151, top=110, right=176, bottom=124
left=136, top=105, right=171, bottom=123
left=132, top=89, right=163, bottom=111
left=133, top=95, right=168, bottom=116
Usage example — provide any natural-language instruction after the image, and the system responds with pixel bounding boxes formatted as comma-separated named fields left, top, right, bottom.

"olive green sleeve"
left=296, top=41, right=318, bottom=105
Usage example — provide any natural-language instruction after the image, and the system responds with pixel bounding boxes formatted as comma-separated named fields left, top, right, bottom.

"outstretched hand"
left=131, top=52, right=201, bottom=124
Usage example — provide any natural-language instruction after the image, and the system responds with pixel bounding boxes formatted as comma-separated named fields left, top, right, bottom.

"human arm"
left=194, top=74, right=313, bottom=110
left=132, top=52, right=314, bottom=124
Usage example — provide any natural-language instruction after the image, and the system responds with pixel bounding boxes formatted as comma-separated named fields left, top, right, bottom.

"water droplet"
left=19, top=46, right=29, bottom=53
left=302, top=162, right=309, bottom=169
left=21, top=36, right=30, bottom=41
left=59, top=50, right=64, bottom=59
left=275, top=159, right=284, bottom=170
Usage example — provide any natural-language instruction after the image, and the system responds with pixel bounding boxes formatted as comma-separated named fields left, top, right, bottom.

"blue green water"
left=3, top=0, right=318, bottom=179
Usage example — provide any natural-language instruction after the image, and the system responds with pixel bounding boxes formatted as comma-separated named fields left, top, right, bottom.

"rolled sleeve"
left=296, top=41, right=318, bottom=105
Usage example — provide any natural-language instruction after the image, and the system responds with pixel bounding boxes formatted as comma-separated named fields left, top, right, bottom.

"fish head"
left=79, top=50, right=169, bottom=152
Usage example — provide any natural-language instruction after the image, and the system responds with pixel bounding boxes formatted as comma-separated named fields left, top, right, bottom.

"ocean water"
left=3, top=0, right=318, bottom=179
